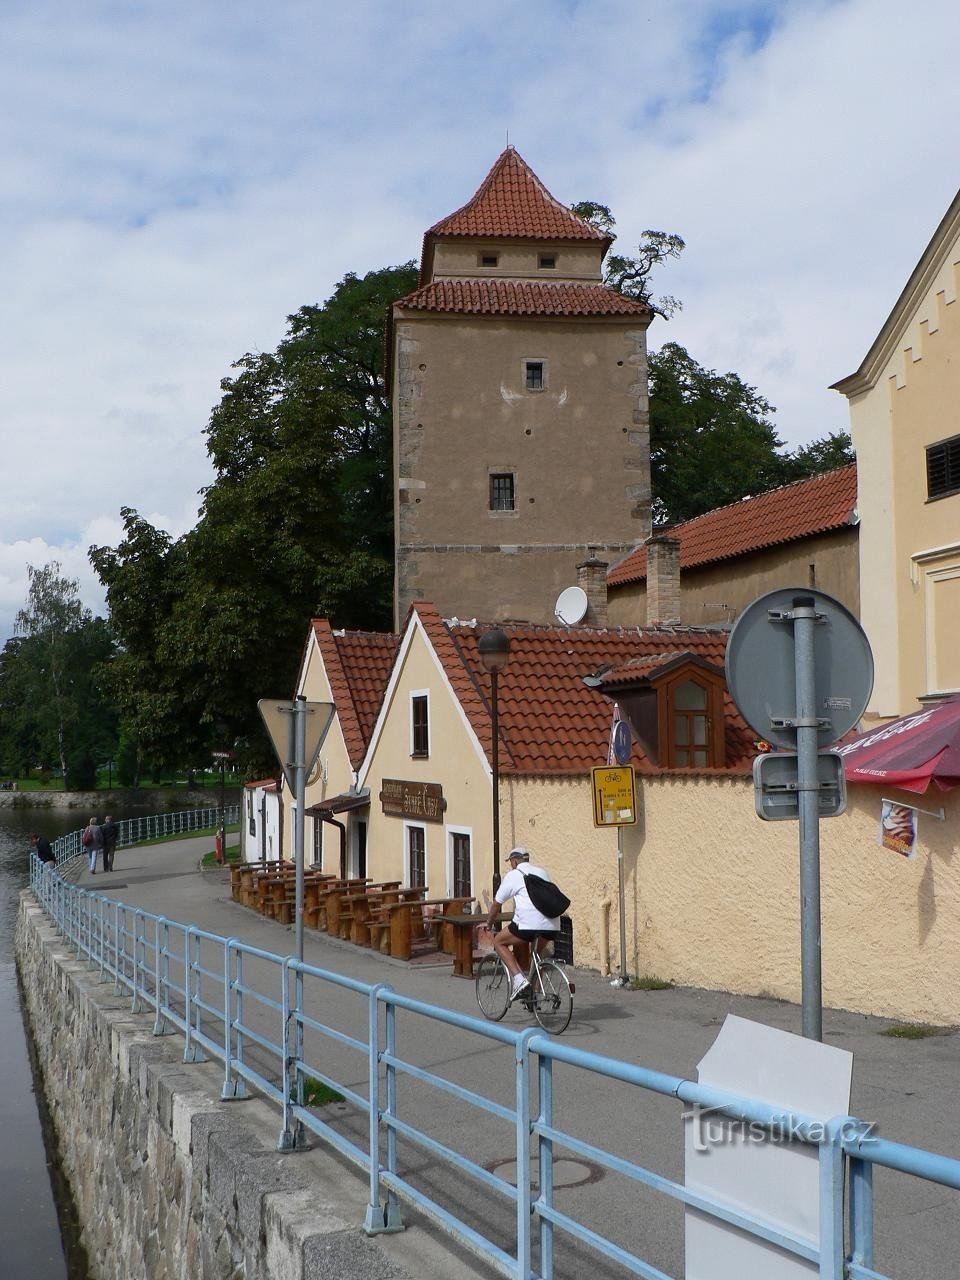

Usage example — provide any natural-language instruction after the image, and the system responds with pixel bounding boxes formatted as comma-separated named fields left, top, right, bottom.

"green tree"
left=648, top=343, right=854, bottom=523
left=6, top=562, right=116, bottom=787
left=91, top=263, right=418, bottom=775
left=572, top=201, right=685, bottom=318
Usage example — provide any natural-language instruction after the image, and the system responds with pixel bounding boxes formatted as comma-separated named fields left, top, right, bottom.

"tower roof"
left=426, top=147, right=611, bottom=245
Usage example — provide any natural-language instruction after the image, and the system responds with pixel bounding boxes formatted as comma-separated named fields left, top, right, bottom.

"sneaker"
left=509, top=974, right=530, bottom=1001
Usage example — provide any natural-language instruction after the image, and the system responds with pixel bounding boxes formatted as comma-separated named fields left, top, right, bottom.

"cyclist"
left=483, top=845, right=561, bottom=1001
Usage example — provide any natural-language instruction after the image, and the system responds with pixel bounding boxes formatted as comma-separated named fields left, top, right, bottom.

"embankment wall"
left=14, top=893, right=452, bottom=1280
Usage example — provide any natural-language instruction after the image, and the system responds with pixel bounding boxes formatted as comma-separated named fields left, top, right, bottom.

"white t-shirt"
left=495, top=863, right=560, bottom=932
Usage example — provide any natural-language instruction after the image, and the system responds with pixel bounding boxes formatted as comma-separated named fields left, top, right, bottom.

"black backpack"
left=522, top=869, right=570, bottom=918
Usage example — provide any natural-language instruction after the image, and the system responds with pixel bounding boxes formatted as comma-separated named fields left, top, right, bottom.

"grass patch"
left=200, top=844, right=241, bottom=868
left=290, top=1078, right=344, bottom=1106
left=628, top=975, right=674, bottom=991
left=879, top=1023, right=944, bottom=1039
left=131, top=823, right=240, bottom=850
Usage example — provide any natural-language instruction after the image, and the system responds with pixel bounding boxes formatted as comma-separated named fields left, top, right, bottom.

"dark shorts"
left=508, top=922, right=559, bottom=941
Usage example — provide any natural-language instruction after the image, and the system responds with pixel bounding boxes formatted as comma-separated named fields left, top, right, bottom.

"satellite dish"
left=555, top=585, right=588, bottom=626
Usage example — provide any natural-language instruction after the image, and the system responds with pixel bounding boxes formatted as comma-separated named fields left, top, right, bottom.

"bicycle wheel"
left=476, top=954, right=510, bottom=1021
left=532, top=961, right=573, bottom=1034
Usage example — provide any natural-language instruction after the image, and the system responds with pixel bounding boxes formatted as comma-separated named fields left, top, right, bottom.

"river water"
left=0, top=803, right=160, bottom=1279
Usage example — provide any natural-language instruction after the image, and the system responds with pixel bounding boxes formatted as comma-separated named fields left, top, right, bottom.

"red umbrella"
left=837, top=696, right=960, bottom=793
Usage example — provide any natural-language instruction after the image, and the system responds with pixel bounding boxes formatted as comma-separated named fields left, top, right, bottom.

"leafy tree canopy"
left=649, top=342, right=854, bottom=524
left=91, top=263, right=417, bottom=775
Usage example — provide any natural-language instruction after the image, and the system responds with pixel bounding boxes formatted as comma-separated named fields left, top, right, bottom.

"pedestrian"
left=83, top=817, right=102, bottom=875
left=31, top=831, right=55, bottom=866
left=101, top=815, right=119, bottom=872
left=483, top=845, right=561, bottom=1001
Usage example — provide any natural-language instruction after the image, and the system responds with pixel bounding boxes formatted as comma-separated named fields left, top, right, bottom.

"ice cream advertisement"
left=879, top=800, right=917, bottom=859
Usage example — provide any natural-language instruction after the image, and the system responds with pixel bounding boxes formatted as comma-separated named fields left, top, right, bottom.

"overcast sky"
left=1, top=0, right=957, bottom=643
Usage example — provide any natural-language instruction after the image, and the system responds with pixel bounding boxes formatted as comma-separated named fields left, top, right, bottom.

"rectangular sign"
left=879, top=800, right=917, bottom=859
left=591, top=766, right=637, bottom=827
left=380, top=779, right=445, bottom=823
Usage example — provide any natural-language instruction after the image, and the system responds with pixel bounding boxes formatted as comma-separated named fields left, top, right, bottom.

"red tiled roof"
left=244, top=777, right=278, bottom=790
left=427, top=148, right=610, bottom=244
left=607, top=464, right=858, bottom=587
left=396, top=279, right=650, bottom=319
left=311, top=620, right=399, bottom=769
left=411, top=603, right=755, bottom=777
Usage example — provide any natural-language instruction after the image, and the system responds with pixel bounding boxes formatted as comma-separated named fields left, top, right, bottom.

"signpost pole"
left=616, top=824, right=628, bottom=987
left=292, top=694, right=307, bottom=967
left=792, top=598, right=823, bottom=1041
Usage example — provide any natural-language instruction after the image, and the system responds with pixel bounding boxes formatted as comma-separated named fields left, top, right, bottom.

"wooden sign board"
left=380, top=779, right=445, bottom=823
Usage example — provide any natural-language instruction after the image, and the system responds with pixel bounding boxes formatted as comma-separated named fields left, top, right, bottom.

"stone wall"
left=15, top=895, right=471, bottom=1280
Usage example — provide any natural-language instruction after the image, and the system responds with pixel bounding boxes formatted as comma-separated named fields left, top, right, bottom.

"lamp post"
left=478, top=627, right=510, bottom=900
left=213, top=721, right=230, bottom=867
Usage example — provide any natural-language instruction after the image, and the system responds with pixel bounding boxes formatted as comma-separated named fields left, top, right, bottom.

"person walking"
left=483, top=845, right=561, bottom=1001
left=83, top=817, right=102, bottom=875
left=101, top=815, right=119, bottom=871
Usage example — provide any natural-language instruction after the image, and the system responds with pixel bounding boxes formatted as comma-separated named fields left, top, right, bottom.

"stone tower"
left=388, top=148, right=653, bottom=627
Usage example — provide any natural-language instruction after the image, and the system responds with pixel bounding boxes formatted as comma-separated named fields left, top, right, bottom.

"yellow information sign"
left=591, top=766, right=637, bottom=827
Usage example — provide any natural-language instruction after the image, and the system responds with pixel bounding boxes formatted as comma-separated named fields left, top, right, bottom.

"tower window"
left=525, top=360, right=545, bottom=392
left=927, top=435, right=960, bottom=500
left=490, top=473, right=515, bottom=511
left=538, top=253, right=557, bottom=269
left=479, top=252, right=499, bottom=267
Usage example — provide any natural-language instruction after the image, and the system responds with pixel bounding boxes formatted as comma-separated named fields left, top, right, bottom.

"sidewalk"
left=77, top=839, right=960, bottom=1279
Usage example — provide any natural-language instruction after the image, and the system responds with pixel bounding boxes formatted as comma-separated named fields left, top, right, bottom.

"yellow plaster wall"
left=360, top=624, right=495, bottom=898
left=504, top=772, right=960, bottom=1024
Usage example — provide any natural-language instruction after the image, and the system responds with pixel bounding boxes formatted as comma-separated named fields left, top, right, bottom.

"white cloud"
left=1, top=0, right=958, bottom=641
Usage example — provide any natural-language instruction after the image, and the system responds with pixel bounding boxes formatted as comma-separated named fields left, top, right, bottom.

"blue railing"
left=52, top=806, right=241, bottom=862
left=27, top=855, right=960, bottom=1279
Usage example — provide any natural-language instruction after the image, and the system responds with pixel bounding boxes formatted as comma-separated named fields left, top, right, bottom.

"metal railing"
left=52, top=806, right=240, bottom=862
left=27, top=853, right=960, bottom=1280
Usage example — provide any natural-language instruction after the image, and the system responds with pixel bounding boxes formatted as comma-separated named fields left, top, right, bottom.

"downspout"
left=323, top=815, right=347, bottom=879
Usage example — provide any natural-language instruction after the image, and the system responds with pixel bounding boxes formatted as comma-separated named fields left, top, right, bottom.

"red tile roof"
left=411, top=603, right=755, bottom=777
left=395, top=278, right=650, bottom=320
left=311, top=620, right=399, bottom=768
left=607, top=464, right=858, bottom=587
left=426, top=148, right=610, bottom=245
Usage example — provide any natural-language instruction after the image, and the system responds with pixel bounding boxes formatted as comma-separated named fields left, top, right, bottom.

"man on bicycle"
left=483, top=845, right=561, bottom=1001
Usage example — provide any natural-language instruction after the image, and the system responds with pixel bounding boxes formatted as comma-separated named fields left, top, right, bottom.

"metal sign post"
left=726, top=589, right=873, bottom=1042
left=591, top=764, right=638, bottom=987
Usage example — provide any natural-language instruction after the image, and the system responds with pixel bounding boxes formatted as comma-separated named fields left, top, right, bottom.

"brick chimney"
left=645, top=535, right=680, bottom=626
left=577, top=554, right=609, bottom=627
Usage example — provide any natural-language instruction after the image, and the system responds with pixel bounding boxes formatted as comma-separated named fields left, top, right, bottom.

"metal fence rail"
left=51, top=806, right=240, bottom=862
left=27, top=850, right=960, bottom=1280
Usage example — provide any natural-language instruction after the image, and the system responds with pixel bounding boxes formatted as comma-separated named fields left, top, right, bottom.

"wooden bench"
left=384, top=895, right=471, bottom=961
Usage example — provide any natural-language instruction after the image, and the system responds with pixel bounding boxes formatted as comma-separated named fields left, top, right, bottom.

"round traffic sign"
left=725, top=588, right=873, bottom=749
left=612, top=719, right=632, bottom=765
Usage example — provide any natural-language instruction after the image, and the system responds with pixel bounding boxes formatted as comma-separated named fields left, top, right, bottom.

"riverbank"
left=0, top=787, right=242, bottom=811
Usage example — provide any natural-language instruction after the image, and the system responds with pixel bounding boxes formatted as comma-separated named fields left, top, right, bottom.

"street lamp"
left=478, top=626, right=510, bottom=900
left=213, top=721, right=230, bottom=867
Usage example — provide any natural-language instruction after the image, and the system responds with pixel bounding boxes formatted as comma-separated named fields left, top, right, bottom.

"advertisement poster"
left=879, top=801, right=917, bottom=859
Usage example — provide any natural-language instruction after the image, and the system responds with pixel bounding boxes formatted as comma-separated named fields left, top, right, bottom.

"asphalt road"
left=72, top=840, right=960, bottom=1280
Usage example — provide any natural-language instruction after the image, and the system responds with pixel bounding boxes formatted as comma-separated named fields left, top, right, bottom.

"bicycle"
left=475, top=940, right=574, bottom=1034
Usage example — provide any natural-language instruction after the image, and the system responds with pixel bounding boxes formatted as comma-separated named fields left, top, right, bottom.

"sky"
left=1, top=0, right=958, bottom=643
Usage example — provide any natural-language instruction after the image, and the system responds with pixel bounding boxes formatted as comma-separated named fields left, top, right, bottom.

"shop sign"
left=380, top=778, right=445, bottom=822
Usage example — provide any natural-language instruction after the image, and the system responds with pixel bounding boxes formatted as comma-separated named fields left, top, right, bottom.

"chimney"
left=577, top=553, right=609, bottom=627
left=645, top=535, right=680, bottom=626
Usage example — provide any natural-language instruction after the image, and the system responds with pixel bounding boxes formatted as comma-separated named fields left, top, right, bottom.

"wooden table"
left=434, top=913, right=486, bottom=978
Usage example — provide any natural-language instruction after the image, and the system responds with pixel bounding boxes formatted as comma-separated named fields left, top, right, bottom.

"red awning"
left=837, top=697, right=960, bottom=793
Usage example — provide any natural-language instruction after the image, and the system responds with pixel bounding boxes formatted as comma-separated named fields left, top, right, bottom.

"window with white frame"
left=410, top=690, right=429, bottom=757
left=447, top=827, right=472, bottom=899
left=406, top=823, right=427, bottom=888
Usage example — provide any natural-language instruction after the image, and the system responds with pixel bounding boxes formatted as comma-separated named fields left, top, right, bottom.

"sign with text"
left=591, top=766, right=637, bottom=827
left=380, top=779, right=445, bottom=823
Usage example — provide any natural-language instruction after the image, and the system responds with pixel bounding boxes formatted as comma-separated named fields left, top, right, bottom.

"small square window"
left=538, top=253, right=557, bottom=269
left=490, top=473, right=515, bottom=511
left=525, top=361, right=544, bottom=391
left=480, top=252, right=499, bottom=267
left=926, top=435, right=960, bottom=500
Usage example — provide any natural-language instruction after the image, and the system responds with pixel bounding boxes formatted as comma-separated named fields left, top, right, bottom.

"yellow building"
left=833, top=187, right=960, bottom=717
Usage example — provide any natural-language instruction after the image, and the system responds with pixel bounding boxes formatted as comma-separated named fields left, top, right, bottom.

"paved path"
left=75, top=840, right=960, bottom=1280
